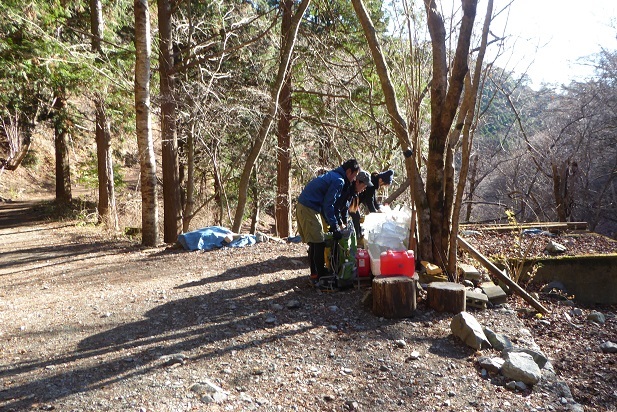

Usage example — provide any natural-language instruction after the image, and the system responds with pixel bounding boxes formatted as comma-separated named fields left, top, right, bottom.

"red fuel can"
left=380, top=250, right=415, bottom=277
left=356, top=249, right=370, bottom=277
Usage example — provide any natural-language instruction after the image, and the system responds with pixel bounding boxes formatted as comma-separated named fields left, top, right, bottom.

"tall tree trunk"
left=135, top=0, right=158, bottom=246
left=250, top=166, right=260, bottom=234
left=231, top=0, right=311, bottom=233
left=53, top=94, right=72, bottom=205
left=351, top=0, right=432, bottom=262
left=275, top=0, right=293, bottom=238
left=182, top=124, right=195, bottom=232
left=464, top=153, right=478, bottom=222
left=158, top=0, right=182, bottom=243
left=90, top=0, right=118, bottom=230
left=89, top=0, right=102, bottom=52
left=424, top=0, right=477, bottom=265
left=552, top=161, right=570, bottom=222
left=94, top=98, right=118, bottom=230
left=447, top=0, right=493, bottom=277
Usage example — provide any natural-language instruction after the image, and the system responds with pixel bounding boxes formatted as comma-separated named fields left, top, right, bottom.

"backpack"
left=325, top=226, right=357, bottom=289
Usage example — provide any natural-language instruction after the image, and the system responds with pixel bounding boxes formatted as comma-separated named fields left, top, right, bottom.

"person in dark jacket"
left=334, top=170, right=373, bottom=230
left=296, top=159, right=360, bottom=284
left=351, top=169, right=394, bottom=246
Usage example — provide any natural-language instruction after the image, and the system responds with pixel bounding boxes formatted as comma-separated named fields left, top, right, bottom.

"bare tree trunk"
left=94, top=99, right=118, bottom=230
left=351, top=0, right=432, bottom=262
left=552, top=161, right=571, bottom=222
left=90, top=0, right=118, bottom=230
left=231, top=0, right=311, bottom=234
left=447, top=0, right=493, bottom=277
left=424, top=0, right=477, bottom=266
left=90, top=0, right=103, bottom=51
left=135, top=0, right=158, bottom=246
left=182, top=124, right=195, bottom=232
left=464, top=153, right=478, bottom=222
left=275, top=0, right=293, bottom=238
left=158, top=0, right=182, bottom=243
left=250, top=166, right=260, bottom=234
left=53, top=95, right=72, bottom=205
left=0, top=112, right=32, bottom=172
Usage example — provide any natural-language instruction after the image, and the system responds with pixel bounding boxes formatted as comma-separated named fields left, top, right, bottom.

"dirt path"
left=0, top=201, right=596, bottom=412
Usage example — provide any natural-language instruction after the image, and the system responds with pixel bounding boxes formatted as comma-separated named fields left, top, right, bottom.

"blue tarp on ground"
left=178, top=226, right=256, bottom=251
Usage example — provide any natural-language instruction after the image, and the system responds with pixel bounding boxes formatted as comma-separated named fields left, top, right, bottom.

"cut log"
left=427, top=282, right=466, bottom=313
left=372, top=276, right=416, bottom=318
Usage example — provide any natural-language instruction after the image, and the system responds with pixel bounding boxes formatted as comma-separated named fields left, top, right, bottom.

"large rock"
left=450, top=311, right=490, bottom=350
left=503, top=347, right=549, bottom=369
left=502, top=352, right=542, bottom=385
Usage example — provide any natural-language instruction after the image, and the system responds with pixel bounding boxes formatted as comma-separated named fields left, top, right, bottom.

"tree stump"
left=427, top=282, right=466, bottom=313
left=372, top=276, right=416, bottom=318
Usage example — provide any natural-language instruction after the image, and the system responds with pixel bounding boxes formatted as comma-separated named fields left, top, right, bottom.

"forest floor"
left=0, top=198, right=616, bottom=412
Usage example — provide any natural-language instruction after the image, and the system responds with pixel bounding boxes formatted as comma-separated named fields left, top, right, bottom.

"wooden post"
left=457, top=235, right=550, bottom=314
left=427, top=282, right=466, bottom=313
left=372, top=276, right=416, bottom=318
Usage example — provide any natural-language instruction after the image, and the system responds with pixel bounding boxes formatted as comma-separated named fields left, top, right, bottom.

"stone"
left=191, top=379, right=229, bottom=403
left=501, top=352, right=542, bottom=385
left=479, top=282, right=507, bottom=305
left=450, top=311, right=490, bottom=350
left=599, top=341, right=617, bottom=353
left=483, top=327, right=513, bottom=351
left=503, top=347, right=549, bottom=369
left=466, top=290, right=488, bottom=309
left=477, top=356, right=505, bottom=373
left=587, top=311, right=606, bottom=324
left=544, top=240, right=567, bottom=254
left=458, top=263, right=482, bottom=280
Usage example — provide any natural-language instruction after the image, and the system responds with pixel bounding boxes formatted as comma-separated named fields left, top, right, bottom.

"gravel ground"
left=0, top=200, right=615, bottom=411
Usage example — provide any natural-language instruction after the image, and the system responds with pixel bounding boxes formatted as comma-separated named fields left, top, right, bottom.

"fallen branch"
left=457, top=235, right=550, bottom=314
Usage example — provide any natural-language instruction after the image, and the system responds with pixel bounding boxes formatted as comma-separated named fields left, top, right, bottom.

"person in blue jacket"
left=296, top=159, right=360, bottom=284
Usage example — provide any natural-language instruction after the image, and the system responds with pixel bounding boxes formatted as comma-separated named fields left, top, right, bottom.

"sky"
left=487, top=0, right=617, bottom=88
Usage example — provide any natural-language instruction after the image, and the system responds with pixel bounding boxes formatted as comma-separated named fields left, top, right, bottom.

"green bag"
left=325, top=226, right=357, bottom=289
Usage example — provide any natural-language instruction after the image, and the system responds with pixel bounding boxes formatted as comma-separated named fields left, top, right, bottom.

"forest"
left=1, top=0, right=616, bottom=270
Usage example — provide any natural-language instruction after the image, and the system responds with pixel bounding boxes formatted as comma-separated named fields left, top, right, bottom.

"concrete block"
left=458, top=263, right=482, bottom=280
left=466, top=290, right=488, bottom=309
left=480, top=282, right=508, bottom=305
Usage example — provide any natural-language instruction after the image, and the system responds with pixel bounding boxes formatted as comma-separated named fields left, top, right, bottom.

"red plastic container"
left=356, top=249, right=370, bottom=277
left=380, top=250, right=415, bottom=277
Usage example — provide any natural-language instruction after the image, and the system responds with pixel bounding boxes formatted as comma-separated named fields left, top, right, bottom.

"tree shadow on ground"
left=0, top=267, right=378, bottom=410
left=174, top=254, right=307, bottom=288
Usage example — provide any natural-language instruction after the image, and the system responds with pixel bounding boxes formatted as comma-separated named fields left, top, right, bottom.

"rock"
left=540, top=281, right=567, bottom=294
left=394, top=339, right=406, bottom=348
left=515, top=381, right=527, bottom=391
left=569, top=308, right=583, bottom=316
left=483, top=327, right=513, bottom=351
left=477, top=356, right=505, bottom=373
left=587, top=311, right=605, bottom=324
left=286, top=299, right=300, bottom=309
left=450, top=311, right=490, bottom=350
left=501, top=352, right=542, bottom=385
left=405, top=351, right=421, bottom=361
left=503, top=347, right=549, bottom=369
left=544, top=240, right=567, bottom=254
left=599, top=341, right=617, bottom=353
left=191, top=379, right=229, bottom=403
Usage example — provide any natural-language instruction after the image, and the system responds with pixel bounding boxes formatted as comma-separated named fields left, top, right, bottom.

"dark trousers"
left=308, top=242, right=327, bottom=277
